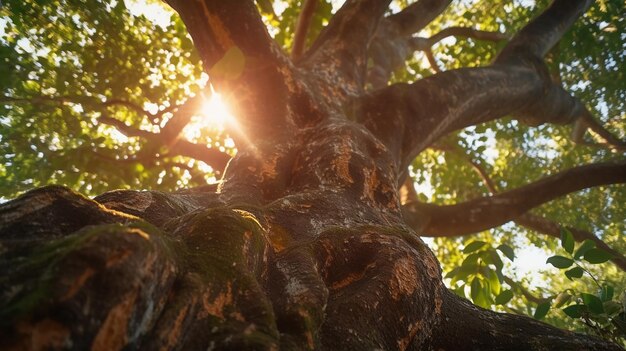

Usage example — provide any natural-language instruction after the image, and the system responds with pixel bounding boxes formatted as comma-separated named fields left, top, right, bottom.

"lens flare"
left=202, top=92, right=235, bottom=128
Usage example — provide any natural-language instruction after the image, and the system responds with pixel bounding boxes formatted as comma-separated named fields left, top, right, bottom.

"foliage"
left=0, top=0, right=624, bottom=345
left=544, top=229, right=626, bottom=344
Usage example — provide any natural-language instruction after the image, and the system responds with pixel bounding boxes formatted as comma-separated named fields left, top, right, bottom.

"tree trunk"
left=0, top=0, right=622, bottom=350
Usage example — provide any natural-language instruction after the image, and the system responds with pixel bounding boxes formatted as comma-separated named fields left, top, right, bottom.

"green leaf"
left=583, top=248, right=613, bottom=264
left=470, top=277, right=481, bottom=300
left=564, top=266, right=584, bottom=280
left=546, top=255, right=574, bottom=269
left=486, top=269, right=501, bottom=295
left=534, top=301, right=551, bottom=320
left=573, top=240, right=595, bottom=259
left=209, top=46, right=246, bottom=80
left=482, top=250, right=503, bottom=271
left=559, top=228, right=575, bottom=254
left=455, top=261, right=478, bottom=281
left=463, top=240, right=487, bottom=254
left=495, top=290, right=514, bottom=305
left=562, top=304, right=584, bottom=319
left=600, top=285, right=614, bottom=302
left=581, top=293, right=604, bottom=314
left=496, top=244, right=515, bottom=261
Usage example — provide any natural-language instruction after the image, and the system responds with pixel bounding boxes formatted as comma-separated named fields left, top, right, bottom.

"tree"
left=1, top=0, right=625, bottom=349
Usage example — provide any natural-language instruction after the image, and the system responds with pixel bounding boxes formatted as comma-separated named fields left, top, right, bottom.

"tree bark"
left=0, top=0, right=623, bottom=350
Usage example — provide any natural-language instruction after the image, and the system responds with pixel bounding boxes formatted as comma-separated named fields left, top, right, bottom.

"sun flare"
left=202, top=92, right=235, bottom=128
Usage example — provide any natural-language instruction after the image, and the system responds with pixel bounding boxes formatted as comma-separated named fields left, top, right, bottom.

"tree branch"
left=403, top=162, right=626, bottom=237
left=97, top=114, right=156, bottom=139
left=427, top=26, right=508, bottom=45
left=432, top=145, right=626, bottom=271
left=502, top=276, right=549, bottom=305
left=302, top=0, right=392, bottom=97
left=359, top=0, right=595, bottom=167
left=163, top=0, right=295, bottom=140
left=365, top=0, right=451, bottom=88
left=496, top=0, right=593, bottom=63
left=358, top=65, right=543, bottom=165
left=405, top=27, right=507, bottom=74
left=0, top=95, right=155, bottom=119
left=1, top=91, right=231, bottom=171
left=576, top=110, right=626, bottom=151
left=291, top=0, right=318, bottom=60
left=159, top=93, right=204, bottom=145
left=424, top=48, right=442, bottom=73
left=168, top=139, right=231, bottom=171
left=429, top=290, right=621, bottom=350
left=386, top=0, right=452, bottom=36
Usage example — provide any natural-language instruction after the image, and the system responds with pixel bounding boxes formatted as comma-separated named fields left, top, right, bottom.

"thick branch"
left=164, top=0, right=295, bottom=139
left=403, top=162, right=626, bottom=237
left=361, top=0, right=595, bottom=167
left=496, top=0, right=593, bottom=63
left=302, top=0, right=392, bottom=97
left=386, top=0, right=452, bottom=36
left=430, top=290, right=622, bottom=350
left=359, top=65, right=543, bottom=165
left=163, top=1, right=280, bottom=73
left=291, top=0, right=318, bottom=60
left=435, top=146, right=626, bottom=271
left=168, top=139, right=231, bottom=170
left=365, top=0, right=451, bottom=88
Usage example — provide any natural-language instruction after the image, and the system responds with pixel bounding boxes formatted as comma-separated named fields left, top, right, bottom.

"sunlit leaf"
left=463, top=240, right=487, bottom=253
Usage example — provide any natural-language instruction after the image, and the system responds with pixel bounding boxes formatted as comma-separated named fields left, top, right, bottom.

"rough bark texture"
left=0, top=0, right=623, bottom=350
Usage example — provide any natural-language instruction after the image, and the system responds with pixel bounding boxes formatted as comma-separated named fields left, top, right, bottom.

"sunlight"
left=202, top=92, right=235, bottom=128
left=181, top=90, right=238, bottom=142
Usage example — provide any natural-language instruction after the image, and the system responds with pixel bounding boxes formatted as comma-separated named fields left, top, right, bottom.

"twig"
left=292, top=0, right=318, bottom=59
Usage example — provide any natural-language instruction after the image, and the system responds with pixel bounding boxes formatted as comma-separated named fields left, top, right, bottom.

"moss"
left=0, top=221, right=166, bottom=323
left=166, top=206, right=267, bottom=281
left=160, top=206, right=279, bottom=336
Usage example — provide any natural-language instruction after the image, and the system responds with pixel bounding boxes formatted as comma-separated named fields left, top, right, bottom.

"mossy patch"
left=0, top=221, right=165, bottom=324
